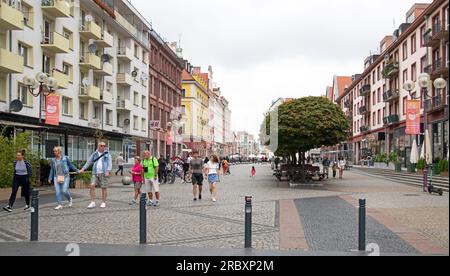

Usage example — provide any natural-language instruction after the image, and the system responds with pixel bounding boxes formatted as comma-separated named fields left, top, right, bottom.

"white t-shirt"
left=338, top=160, right=346, bottom=169
left=96, top=155, right=104, bottom=173
left=206, top=161, right=219, bottom=175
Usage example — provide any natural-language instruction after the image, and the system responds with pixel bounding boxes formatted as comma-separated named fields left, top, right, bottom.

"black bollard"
left=139, top=193, right=147, bottom=244
left=30, top=189, right=39, bottom=242
left=245, top=196, right=253, bottom=248
left=358, top=199, right=366, bottom=251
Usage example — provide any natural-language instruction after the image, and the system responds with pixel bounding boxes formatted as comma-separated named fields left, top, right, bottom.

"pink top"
left=132, top=163, right=143, bottom=182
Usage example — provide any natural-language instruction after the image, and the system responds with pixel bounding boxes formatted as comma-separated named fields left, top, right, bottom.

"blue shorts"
left=208, top=173, right=219, bottom=183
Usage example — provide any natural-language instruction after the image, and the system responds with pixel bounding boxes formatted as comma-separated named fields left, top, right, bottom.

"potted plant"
left=417, top=158, right=425, bottom=175
left=390, top=152, right=402, bottom=172
left=439, top=160, right=449, bottom=177
left=408, top=163, right=416, bottom=173
left=74, top=172, right=92, bottom=189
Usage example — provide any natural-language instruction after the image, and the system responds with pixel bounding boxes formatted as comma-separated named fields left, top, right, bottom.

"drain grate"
left=404, top=194, right=421, bottom=197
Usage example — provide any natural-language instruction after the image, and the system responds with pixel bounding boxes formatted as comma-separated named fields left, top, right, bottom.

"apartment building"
left=148, top=31, right=183, bottom=158
left=0, top=0, right=151, bottom=163
left=335, top=0, right=449, bottom=167
left=181, top=64, right=210, bottom=157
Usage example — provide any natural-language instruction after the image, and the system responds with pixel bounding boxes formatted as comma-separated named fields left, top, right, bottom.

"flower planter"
left=75, top=180, right=91, bottom=189
left=417, top=170, right=423, bottom=175
left=394, top=163, right=402, bottom=172
left=441, top=171, right=449, bottom=177
left=408, top=164, right=416, bottom=173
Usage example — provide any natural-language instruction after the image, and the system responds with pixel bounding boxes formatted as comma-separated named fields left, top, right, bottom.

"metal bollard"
left=358, top=199, right=366, bottom=251
left=245, top=196, right=253, bottom=248
left=139, top=193, right=147, bottom=244
left=30, top=189, right=39, bottom=242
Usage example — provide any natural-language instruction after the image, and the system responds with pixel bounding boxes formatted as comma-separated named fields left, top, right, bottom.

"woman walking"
left=3, top=151, right=33, bottom=212
left=130, top=157, right=144, bottom=205
left=205, top=155, right=220, bottom=203
left=251, top=166, right=256, bottom=178
left=338, top=157, right=346, bottom=180
left=48, top=147, right=79, bottom=210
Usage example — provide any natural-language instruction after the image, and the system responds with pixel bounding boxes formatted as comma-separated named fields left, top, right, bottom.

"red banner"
left=45, top=95, right=60, bottom=126
left=406, top=100, right=420, bottom=135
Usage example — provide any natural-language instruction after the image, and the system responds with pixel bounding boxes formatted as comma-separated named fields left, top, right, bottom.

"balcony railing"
left=41, top=0, right=71, bottom=18
left=430, top=94, right=448, bottom=111
left=383, top=115, right=400, bottom=126
left=383, top=90, right=400, bottom=102
left=359, top=84, right=371, bottom=97
left=431, top=21, right=449, bottom=42
left=360, top=126, right=370, bottom=133
left=358, top=106, right=369, bottom=115
left=0, top=0, right=24, bottom=30
left=382, top=62, right=400, bottom=79
left=41, top=31, right=70, bottom=53
left=430, top=58, right=449, bottom=78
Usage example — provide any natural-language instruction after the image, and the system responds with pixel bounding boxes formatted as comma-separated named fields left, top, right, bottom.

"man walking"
left=142, top=151, right=160, bottom=207
left=322, top=157, right=330, bottom=179
left=79, top=142, right=112, bottom=209
left=115, top=153, right=125, bottom=176
left=190, top=150, right=204, bottom=201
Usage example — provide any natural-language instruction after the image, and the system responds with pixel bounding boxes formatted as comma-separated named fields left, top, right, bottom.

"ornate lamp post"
left=403, top=74, right=446, bottom=192
left=23, top=73, right=58, bottom=185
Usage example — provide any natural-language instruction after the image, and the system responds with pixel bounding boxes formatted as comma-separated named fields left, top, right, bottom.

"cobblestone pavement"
left=0, top=164, right=448, bottom=255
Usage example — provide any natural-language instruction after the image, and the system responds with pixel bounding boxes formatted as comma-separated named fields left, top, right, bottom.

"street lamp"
left=23, top=73, right=58, bottom=185
left=403, top=74, right=447, bottom=192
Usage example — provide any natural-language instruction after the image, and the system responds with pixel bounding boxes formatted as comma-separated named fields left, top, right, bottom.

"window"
left=134, top=44, right=139, bottom=59
left=377, top=88, right=381, bottom=103
left=372, top=112, right=376, bottom=126
left=62, top=97, right=73, bottom=116
left=21, top=2, right=34, bottom=28
left=373, top=91, right=376, bottom=105
left=18, top=42, right=32, bottom=67
left=63, top=28, right=73, bottom=50
left=403, top=69, right=408, bottom=83
left=411, top=63, right=417, bottom=82
left=106, top=82, right=113, bottom=92
left=411, top=34, right=416, bottom=54
left=62, top=62, right=73, bottom=82
left=420, top=25, right=426, bottom=47
left=402, top=42, right=408, bottom=60
left=133, top=91, right=139, bottom=106
left=79, top=102, right=87, bottom=120
left=42, top=54, right=52, bottom=74
left=106, top=110, right=113, bottom=126
left=18, top=83, right=31, bottom=107
left=182, top=89, right=186, bottom=97
left=378, top=110, right=381, bottom=125
left=133, top=116, right=139, bottom=130
left=377, top=66, right=381, bottom=81
left=402, top=97, right=408, bottom=115
left=70, top=0, right=75, bottom=16
left=420, top=56, right=427, bottom=73
left=93, top=106, right=101, bottom=119
left=141, top=118, right=146, bottom=132
left=141, top=95, right=147, bottom=109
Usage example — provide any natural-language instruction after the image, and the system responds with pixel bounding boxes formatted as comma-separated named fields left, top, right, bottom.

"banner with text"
left=45, top=95, right=60, bottom=126
left=406, top=100, right=420, bottom=135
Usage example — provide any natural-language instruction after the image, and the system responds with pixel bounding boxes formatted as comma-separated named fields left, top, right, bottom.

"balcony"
left=79, top=53, right=101, bottom=70
left=79, top=85, right=100, bottom=101
left=79, top=21, right=102, bottom=40
left=358, top=106, right=369, bottom=116
left=94, top=62, right=113, bottom=76
left=117, top=73, right=133, bottom=86
left=117, top=47, right=133, bottom=62
left=93, top=91, right=113, bottom=105
left=423, top=29, right=440, bottom=48
left=0, top=48, right=24, bottom=74
left=0, top=1, right=24, bottom=30
left=430, top=58, right=449, bottom=79
left=41, top=32, right=70, bottom=54
left=382, top=61, right=400, bottom=79
left=116, top=99, right=132, bottom=112
left=431, top=21, right=449, bottom=43
left=383, top=115, right=400, bottom=126
left=344, top=100, right=352, bottom=109
left=95, top=31, right=114, bottom=48
left=52, top=70, right=69, bottom=89
left=383, top=90, right=400, bottom=103
left=41, top=0, right=70, bottom=18
left=359, top=85, right=371, bottom=97
left=429, top=94, right=448, bottom=112
left=360, top=126, right=370, bottom=133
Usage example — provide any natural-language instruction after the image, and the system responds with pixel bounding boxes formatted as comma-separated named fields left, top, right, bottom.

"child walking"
left=251, top=166, right=256, bottom=178
left=130, top=157, right=144, bottom=205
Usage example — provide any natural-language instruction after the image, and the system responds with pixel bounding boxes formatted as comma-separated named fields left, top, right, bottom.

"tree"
left=273, top=96, right=350, bottom=162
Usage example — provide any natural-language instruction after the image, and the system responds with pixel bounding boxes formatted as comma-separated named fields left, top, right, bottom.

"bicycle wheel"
left=168, top=173, right=176, bottom=184
left=185, top=173, right=192, bottom=183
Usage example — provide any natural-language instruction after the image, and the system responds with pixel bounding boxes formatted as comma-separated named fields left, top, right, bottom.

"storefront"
left=431, top=119, right=449, bottom=161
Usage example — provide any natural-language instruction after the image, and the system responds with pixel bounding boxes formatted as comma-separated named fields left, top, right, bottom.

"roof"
left=335, top=76, right=353, bottom=98
left=182, top=70, right=195, bottom=81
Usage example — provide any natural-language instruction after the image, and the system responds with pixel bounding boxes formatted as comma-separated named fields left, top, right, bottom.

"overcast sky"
left=132, top=0, right=432, bottom=136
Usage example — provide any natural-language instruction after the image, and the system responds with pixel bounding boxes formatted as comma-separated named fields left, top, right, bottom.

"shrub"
left=417, top=158, right=425, bottom=170
left=439, top=160, right=449, bottom=172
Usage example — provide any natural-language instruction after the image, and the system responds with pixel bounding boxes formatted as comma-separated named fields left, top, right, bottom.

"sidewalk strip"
left=279, top=199, right=309, bottom=250
left=339, top=195, right=448, bottom=255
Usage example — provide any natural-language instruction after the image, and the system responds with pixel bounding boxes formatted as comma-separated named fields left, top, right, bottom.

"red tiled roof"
left=182, top=70, right=195, bottom=81
left=335, top=76, right=352, bottom=98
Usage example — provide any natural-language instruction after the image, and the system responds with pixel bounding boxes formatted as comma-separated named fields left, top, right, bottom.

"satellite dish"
left=88, top=43, right=97, bottom=53
left=124, top=119, right=130, bottom=126
left=10, top=100, right=23, bottom=112
left=85, top=15, right=93, bottom=22
left=131, top=71, right=138, bottom=78
left=82, top=78, right=90, bottom=87
left=101, top=54, right=111, bottom=63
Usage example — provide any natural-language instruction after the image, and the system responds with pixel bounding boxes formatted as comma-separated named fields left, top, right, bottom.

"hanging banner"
left=406, top=100, right=420, bottom=135
left=45, top=95, right=60, bottom=126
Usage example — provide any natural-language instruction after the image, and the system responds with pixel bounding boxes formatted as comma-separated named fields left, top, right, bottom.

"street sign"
left=149, top=120, right=161, bottom=130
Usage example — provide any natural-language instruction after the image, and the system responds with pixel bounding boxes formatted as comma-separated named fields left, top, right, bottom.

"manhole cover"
left=404, top=194, right=420, bottom=197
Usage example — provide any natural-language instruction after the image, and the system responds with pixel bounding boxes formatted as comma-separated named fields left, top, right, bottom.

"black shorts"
left=192, top=173, right=203, bottom=185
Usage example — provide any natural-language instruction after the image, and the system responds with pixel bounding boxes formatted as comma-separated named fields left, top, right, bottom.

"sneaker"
left=68, top=198, right=73, bottom=208
left=129, top=199, right=137, bottom=205
left=55, top=205, right=63, bottom=211
left=24, top=206, right=31, bottom=211
left=153, top=201, right=160, bottom=207
left=100, top=202, right=106, bottom=209
left=87, top=202, right=96, bottom=209
left=147, top=200, right=153, bottom=207
left=193, top=198, right=197, bottom=202
left=199, top=194, right=202, bottom=200
left=212, top=198, right=217, bottom=202
left=3, top=206, right=13, bottom=213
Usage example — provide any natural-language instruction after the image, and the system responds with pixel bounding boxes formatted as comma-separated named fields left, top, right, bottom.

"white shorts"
left=143, top=179, right=160, bottom=193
